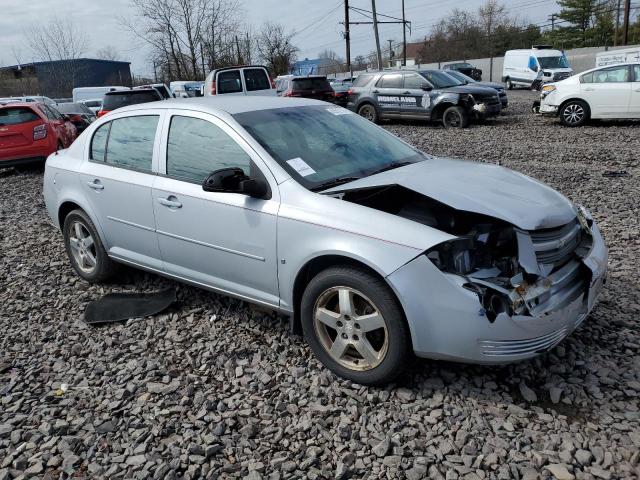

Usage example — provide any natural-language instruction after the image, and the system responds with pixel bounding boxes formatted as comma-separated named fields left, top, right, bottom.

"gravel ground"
left=1, top=90, right=639, bottom=480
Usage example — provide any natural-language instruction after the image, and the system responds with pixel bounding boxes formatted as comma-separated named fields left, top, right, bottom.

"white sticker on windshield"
left=326, top=106, right=352, bottom=115
left=287, top=157, right=316, bottom=177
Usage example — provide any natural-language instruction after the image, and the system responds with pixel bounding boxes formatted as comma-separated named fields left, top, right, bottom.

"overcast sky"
left=1, top=0, right=563, bottom=76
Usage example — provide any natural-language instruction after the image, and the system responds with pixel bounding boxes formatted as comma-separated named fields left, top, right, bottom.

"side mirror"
left=420, top=83, right=433, bottom=91
left=202, top=167, right=269, bottom=199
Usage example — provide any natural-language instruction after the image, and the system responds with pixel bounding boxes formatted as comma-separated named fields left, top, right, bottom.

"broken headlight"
left=575, top=203, right=593, bottom=230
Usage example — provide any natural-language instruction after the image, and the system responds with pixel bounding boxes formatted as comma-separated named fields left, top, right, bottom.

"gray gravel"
left=1, top=90, right=639, bottom=479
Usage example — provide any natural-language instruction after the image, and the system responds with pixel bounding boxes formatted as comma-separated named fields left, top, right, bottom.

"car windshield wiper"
left=311, top=176, right=361, bottom=192
left=367, top=161, right=414, bottom=177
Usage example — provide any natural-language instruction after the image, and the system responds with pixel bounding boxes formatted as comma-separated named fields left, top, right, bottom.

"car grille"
left=479, top=327, right=570, bottom=357
left=553, top=72, right=571, bottom=81
left=530, top=219, right=582, bottom=267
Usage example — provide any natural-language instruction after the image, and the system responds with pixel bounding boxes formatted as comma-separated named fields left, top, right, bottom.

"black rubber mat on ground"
left=84, top=288, right=177, bottom=325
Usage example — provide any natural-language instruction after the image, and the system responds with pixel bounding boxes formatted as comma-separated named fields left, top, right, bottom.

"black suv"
left=99, top=89, right=163, bottom=117
left=443, top=62, right=483, bottom=81
left=347, top=70, right=502, bottom=128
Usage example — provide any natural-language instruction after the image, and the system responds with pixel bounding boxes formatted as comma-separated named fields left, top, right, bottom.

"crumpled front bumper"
left=387, top=221, right=608, bottom=364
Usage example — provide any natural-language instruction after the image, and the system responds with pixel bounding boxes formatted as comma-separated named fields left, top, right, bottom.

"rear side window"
left=217, top=71, right=243, bottom=94
left=0, top=107, right=40, bottom=125
left=103, top=92, right=160, bottom=110
left=166, top=115, right=251, bottom=183
left=90, top=122, right=110, bottom=161
left=581, top=72, right=594, bottom=83
left=376, top=74, right=403, bottom=88
left=243, top=68, right=270, bottom=91
left=352, top=74, right=374, bottom=87
left=635, top=65, right=640, bottom=81
left=105, top=116, right=159, bottom=172
left=592, top=65, right=629, bottom=83
left=40, top=104, right=63, bottom=121
left=292, top=78, right=331, bottom=90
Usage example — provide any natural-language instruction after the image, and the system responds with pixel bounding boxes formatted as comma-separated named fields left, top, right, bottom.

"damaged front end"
left=425, top=202, right=597, bottom=323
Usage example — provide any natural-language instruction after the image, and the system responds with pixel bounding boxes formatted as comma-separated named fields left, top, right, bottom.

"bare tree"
left=96, top=46, right=121, bottom=61
left=256, top=22, right=297, bottom=76
left=125, top=0, right=243, bottom=82
left=24, top=17, right=89, bottom=96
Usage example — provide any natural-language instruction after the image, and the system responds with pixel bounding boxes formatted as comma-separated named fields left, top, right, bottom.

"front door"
left=581, top=65, right=632, bottom=117
left=373, top=73, right=404, bottom=116
left=400, top=73, right=432, bottom=119
left=152, top=111, right=280, bottom=308
left=79, top=113, right=163, bottom=269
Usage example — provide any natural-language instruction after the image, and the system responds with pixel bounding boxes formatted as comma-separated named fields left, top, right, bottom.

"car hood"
left=439, top=84, right=498, bottom=96
left=476, top=81, right=504, bottom=90
left=325, top=158, right=576, bottom=230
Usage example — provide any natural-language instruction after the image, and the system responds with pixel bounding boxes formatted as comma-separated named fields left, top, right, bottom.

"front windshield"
left=421, top=71, right=463, bottom=88
left=537, top=55, right=570, bottom=69
left=445, top=70, right=475, bottom=84
left=233, top=106, right=425, bottom=190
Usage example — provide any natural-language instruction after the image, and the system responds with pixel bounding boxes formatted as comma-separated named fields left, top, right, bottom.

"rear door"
left=630, top=64, right=640, bottom=117
left=581, top=65, right=632, bottom=117
left=242, top=67, right=276, bottom=96
left=373, top=73, right=404, bottom=116
left=400, top=73, right=431, bottom=118
left=217, top=70, right=244, bottom=96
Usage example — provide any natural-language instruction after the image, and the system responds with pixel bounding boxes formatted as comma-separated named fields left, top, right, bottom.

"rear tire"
left=560, top=100, right=589, bottom=127
left=63, top=209, right=117, bottom=283
left=506, top=78, right=514, bottom=90
left=301, top=266, right=410, bottom=386
left=357, top=103, right=379, bottom=123
left=442, top=106, right=469, bottom=129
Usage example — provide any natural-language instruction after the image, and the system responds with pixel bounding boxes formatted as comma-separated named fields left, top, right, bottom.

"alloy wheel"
left=444, top=110, right=462, bottom=128
left=68, top=220, right=97, bottom=274
left=313, top=286, right=388, bottom=371
left=358, top=105, right=376, bottom=122
left=563, top=103, right=585, bottom=125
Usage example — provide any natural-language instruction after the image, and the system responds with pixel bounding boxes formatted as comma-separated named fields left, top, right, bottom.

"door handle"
left=372, top=90, right=380, bottom=94
left=402, top=91, right=411, bottom=94
left=158, top=196, right=182, bottom=209
left=87, top=180, right=104, bottom=190
left=634, top=88, right=640, bottom=92
left=584, top=87, right=595, bottom=91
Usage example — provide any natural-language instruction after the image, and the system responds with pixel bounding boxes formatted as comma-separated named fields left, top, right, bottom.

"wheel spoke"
left=69, top=238, right=81, bottom=252
left=74, top=222, right=83, bottom=239
left=84, top=251, right=97, bottom=267
left=330, top=337, right=349, bottom=359
left=356, top=311, right=385, bottom=332
left=316, top=307, right=340, bottom=329
left=354, top=338, right=379, bottom=366
left=338, top=288, right=355, bottom=317
left=83, top=236, right=94, bottom=249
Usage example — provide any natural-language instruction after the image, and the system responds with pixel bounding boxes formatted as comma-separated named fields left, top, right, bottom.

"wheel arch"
left=430, top=101, right=459, bottom=121
left=56, top=197, right=109, bottom=250
left=289, top=253, right=400, bottom=335
left=559, top=97, right=591, bottom=116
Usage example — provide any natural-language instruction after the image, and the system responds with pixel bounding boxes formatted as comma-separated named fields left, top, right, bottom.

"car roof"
left=582, top=62, right=640, bottom=74
left=116, top=96, right=329, bottom=115
left=0, top=102, right=41, bottom=109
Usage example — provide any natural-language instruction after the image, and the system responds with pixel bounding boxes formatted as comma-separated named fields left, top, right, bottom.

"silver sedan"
left=43, top=97, right=608, bottom=385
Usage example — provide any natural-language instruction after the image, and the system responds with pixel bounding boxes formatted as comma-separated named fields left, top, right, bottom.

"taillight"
left=211, top=81, right=217, bottom=95
left=270, top=76, right=276, bottom=89
left=33, top=124, right=47, bottom=141
left=97, top=110, right=109, bottom=117
left=347, top=88, right=354, bottom=95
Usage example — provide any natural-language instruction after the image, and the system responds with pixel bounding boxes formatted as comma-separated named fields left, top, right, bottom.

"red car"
left=0, top=102, right=77, bottom=167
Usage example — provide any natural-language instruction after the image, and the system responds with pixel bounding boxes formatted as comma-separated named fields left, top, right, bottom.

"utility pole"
left=614, top=0, right=622, bottom=46
left=235, top=35, right=242, bottom=64
left=387, top=39, right=393, bottom=67
left=548, top=13, right=557, bottom=31
left=402, top=0, right=407, bottom=66
left=623, top=0, right=631, bottom=45
left=246, top=32, right=251, bottom=64
left=344, top=0, right=351, bottom=72
left=371, top=0, right=383, bottom=70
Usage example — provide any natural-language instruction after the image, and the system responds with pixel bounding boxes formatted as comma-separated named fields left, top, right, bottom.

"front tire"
left=442, top=106, right=469, bottom=128
left=506, top=78, right=514, bottom=90
left=301, top=266, right=410, bottom=386
left=357, top=103, right=379, bottom=123
left=63, top=209, right=117, bottom=283
left=560, top=100, right=589, bottom=127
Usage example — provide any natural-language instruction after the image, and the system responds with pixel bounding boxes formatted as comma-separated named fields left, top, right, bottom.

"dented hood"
left=326, top=157, right=576, bottom=230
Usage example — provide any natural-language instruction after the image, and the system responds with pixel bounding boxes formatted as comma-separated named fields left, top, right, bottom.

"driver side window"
left=403, top=74, right=425, bottom=89
left=166, top=115, right=251, bottom=184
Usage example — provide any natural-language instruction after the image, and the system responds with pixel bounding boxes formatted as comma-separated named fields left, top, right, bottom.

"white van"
left=72, top=86, right=129, bottom=103
left=502, top=46, right=573, bottom=89
left=204, top=66, right=276, bottom=96
left=596, top=46, right=640, bottom=67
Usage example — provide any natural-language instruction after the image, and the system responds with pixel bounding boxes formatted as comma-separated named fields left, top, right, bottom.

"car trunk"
left=0, top=108, right=43, bottom=149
